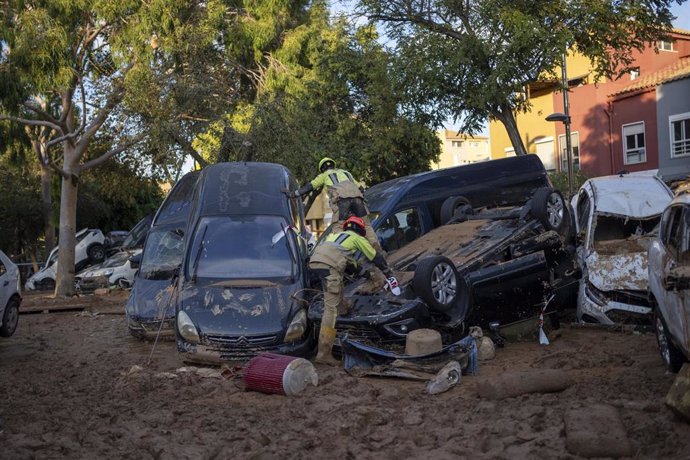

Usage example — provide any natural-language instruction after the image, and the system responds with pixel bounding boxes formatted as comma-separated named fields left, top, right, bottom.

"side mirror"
left=663, top=268, right=690, bottom=291
left=129, top=253, right=142, bottom=269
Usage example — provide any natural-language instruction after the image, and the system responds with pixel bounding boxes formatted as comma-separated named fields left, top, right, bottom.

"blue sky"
left=671, top=3, right=690, bottom=30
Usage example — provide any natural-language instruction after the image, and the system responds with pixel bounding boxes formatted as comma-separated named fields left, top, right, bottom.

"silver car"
left=0, top=250, right=21, bottom=337
left=648, top=192, right=690, bottom=372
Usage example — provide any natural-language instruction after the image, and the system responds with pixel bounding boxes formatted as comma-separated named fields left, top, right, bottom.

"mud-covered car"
left=571, top=173, right=672, bottom=324
left=76, top=249, right=142, bottom=291
left=175, top=162, right=314, bottom=364
left=0, top=250, right=21, bottom=337
left=648, top=191, right=690, bottom=372
left=308, top=187, right=579, bottom=346
left=362, top=154, right=552, bottom=252
left=126, top=172, right=199, bottom=339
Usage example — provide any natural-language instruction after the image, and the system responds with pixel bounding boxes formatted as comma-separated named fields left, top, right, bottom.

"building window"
left=658, top=40, right=675, bottom=51
left=451, top=140, right=464, bottom=148
left=558, top=132, right=580, bottom=172
left=670, top=112, right=690, bottom=158
left=623, top=122, right=646, bottom=164
left=630, top=68, right=640, bottom=80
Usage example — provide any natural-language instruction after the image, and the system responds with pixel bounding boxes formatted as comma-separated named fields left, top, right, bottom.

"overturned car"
left=308, top=187, right=579, bottom=347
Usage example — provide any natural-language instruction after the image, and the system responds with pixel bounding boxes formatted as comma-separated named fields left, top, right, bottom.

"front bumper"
left=177, top=333, right=315, bottom=364
left=127, top=315, right=177, bottom=340
left=577, top=281, right=652, bottom=325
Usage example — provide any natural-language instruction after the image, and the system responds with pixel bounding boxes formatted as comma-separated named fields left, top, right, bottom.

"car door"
left=0, top=256, right=9, bottom=312
left=659, top=204, right=690, bottom=354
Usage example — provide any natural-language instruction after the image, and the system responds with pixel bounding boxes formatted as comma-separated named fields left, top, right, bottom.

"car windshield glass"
left=75, top=229, right=89, bottom=243
left=187, top=215, right=295, bottom=279
left=46, top=248, right=59, bottom=268
left=122, top=217, right=151, bottom=249
left=102, top=252, right=130, bottom=268
left=140, top=228, right=184, bottom=278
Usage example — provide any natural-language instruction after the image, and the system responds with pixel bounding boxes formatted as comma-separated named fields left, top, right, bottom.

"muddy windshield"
left=592, top=214, right=660, bottom=253
left=187, top=215, right=295, bottom=280
left=140, top=228, right=184, bottom=279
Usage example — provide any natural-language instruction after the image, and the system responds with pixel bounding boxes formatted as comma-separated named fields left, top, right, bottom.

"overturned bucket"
left=244, top=353, right=318, bottom=396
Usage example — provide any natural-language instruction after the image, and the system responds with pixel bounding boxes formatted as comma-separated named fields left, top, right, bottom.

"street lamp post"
left=546, top=51, right=573, bottom=198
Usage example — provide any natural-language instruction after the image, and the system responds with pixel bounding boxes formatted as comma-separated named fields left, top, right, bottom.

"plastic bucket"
left=243, top=353, right=318, bottom=396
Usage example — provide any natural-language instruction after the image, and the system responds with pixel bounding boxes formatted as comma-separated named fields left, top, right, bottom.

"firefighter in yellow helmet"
left=309, top=216, right=397, bottom=365
left=294, top=157, right=381, bottom=250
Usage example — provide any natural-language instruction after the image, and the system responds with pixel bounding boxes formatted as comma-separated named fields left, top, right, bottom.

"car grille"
left=204, top=333, right=279, bottom=348
left=337, top=324, right=384, bottom=342
left=607, top=289, right=651, bottom=308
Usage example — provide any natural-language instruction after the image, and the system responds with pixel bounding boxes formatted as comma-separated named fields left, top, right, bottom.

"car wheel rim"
left=546, top=193, right=564, bottom=228
left=656, top=317, right=670, bottom=365
left=430, top=262, right=456, bottom=305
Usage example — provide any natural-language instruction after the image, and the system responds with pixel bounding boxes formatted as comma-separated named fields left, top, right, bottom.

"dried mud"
left=1, top=291, right=690, bottom=459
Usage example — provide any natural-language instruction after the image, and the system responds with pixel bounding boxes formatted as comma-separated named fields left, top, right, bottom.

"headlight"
left=177, top=310, right=200, bottom=344
left=284, top=309, right=307, bottom=343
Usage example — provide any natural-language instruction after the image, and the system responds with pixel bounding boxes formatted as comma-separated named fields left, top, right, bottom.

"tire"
left=440, top=196, right=472, bottom=225
left=0, top=297, right=20, bottom=337
left=38, top=278, right=56, bottom=291
left=87, top=243, right=106, bottom=263
left=530, top=188, right=566, bottom=232
left=412, top=256, right=460, bottom=312
left=655, top=311, right=686, bottom=373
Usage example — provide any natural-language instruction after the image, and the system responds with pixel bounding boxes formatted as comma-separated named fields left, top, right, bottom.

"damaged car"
left=175, top=162, right=314, bottom=364
left=648, top=191, right=690, bottom=372
left=362, top=154, right=552, bottom=252
left=25, top=228, right=107, bottom=291
left=571, top=173, right=672, bottom=324
left=0, top=250, right=21, bottom=338
left=126, top=172, right=199, bottom=339
left=308, top=186, right=579, bottom=347
left=76, top=248, right=142, bottom=291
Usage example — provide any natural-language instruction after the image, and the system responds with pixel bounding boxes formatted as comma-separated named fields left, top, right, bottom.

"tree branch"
left=166, top=128, right=209, bottom=168
left=80, top=132, right=147, bottom=170
left=0, top=114, right=62, bottom=132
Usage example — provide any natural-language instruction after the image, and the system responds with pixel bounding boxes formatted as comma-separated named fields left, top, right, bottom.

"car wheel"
left=655, top=311, right=685, bottom=373
left=440, top=196, right=472, bottom=225
left=0, top=297, right=20, bottom=337
left=531, top=188, right=566, bottom=232
left=38, top=278, right=56, bottom=291
left=87, top=243, right=106, bottom=263
left=412, top=256, right=461, bottom=312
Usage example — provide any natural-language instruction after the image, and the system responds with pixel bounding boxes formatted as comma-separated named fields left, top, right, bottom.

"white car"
left=0, top=250, right=22, bottom=337
left=25, top=228, right=106, bottom=291
left=76, top=249, right=142, bottom=291
left=648, top=192, right=690, bottom=372
left=571, top=173, right=673, bottom=324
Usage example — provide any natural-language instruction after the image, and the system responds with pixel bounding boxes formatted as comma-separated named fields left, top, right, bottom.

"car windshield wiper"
left=191, top=225, right=208, bottom=284
left=280, top=223, right=297, bottom=280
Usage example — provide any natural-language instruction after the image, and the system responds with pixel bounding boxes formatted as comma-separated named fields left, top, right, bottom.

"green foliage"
left=357, top=0, right=684, bottom=150
left=548, top=170, right=589, bottom=198
left=0, top=159, right=43, bottom=259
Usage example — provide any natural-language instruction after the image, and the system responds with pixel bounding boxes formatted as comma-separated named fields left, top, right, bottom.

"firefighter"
left=294, top=157, right=381, bottom=251
left=309, top=216, right=397, bottom=365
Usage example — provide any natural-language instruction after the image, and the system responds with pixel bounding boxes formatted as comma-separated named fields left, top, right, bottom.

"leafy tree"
left=356, top=0, right=685, bottom=155
left=194, top=5, right=441, bottom=184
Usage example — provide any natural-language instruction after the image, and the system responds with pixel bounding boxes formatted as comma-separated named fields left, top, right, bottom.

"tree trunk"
left=495, top=104, right=528, bottom=156
left=54, top=154, right=79, bottom=297
left=40, top=166, right=55, bottom=252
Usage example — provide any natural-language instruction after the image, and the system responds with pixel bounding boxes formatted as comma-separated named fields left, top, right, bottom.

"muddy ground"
left=1, top=290, right=690, bottom=459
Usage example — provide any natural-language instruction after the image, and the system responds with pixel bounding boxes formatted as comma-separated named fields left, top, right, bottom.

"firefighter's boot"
left=315, top=326, right=340, bottom=366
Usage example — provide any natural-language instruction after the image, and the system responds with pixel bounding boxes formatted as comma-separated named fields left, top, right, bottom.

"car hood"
left=585, top=250, right=648, bottom=291
left=126, top=278, right=177, bottom=320
left=178, top=279, right=301, bottom=336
